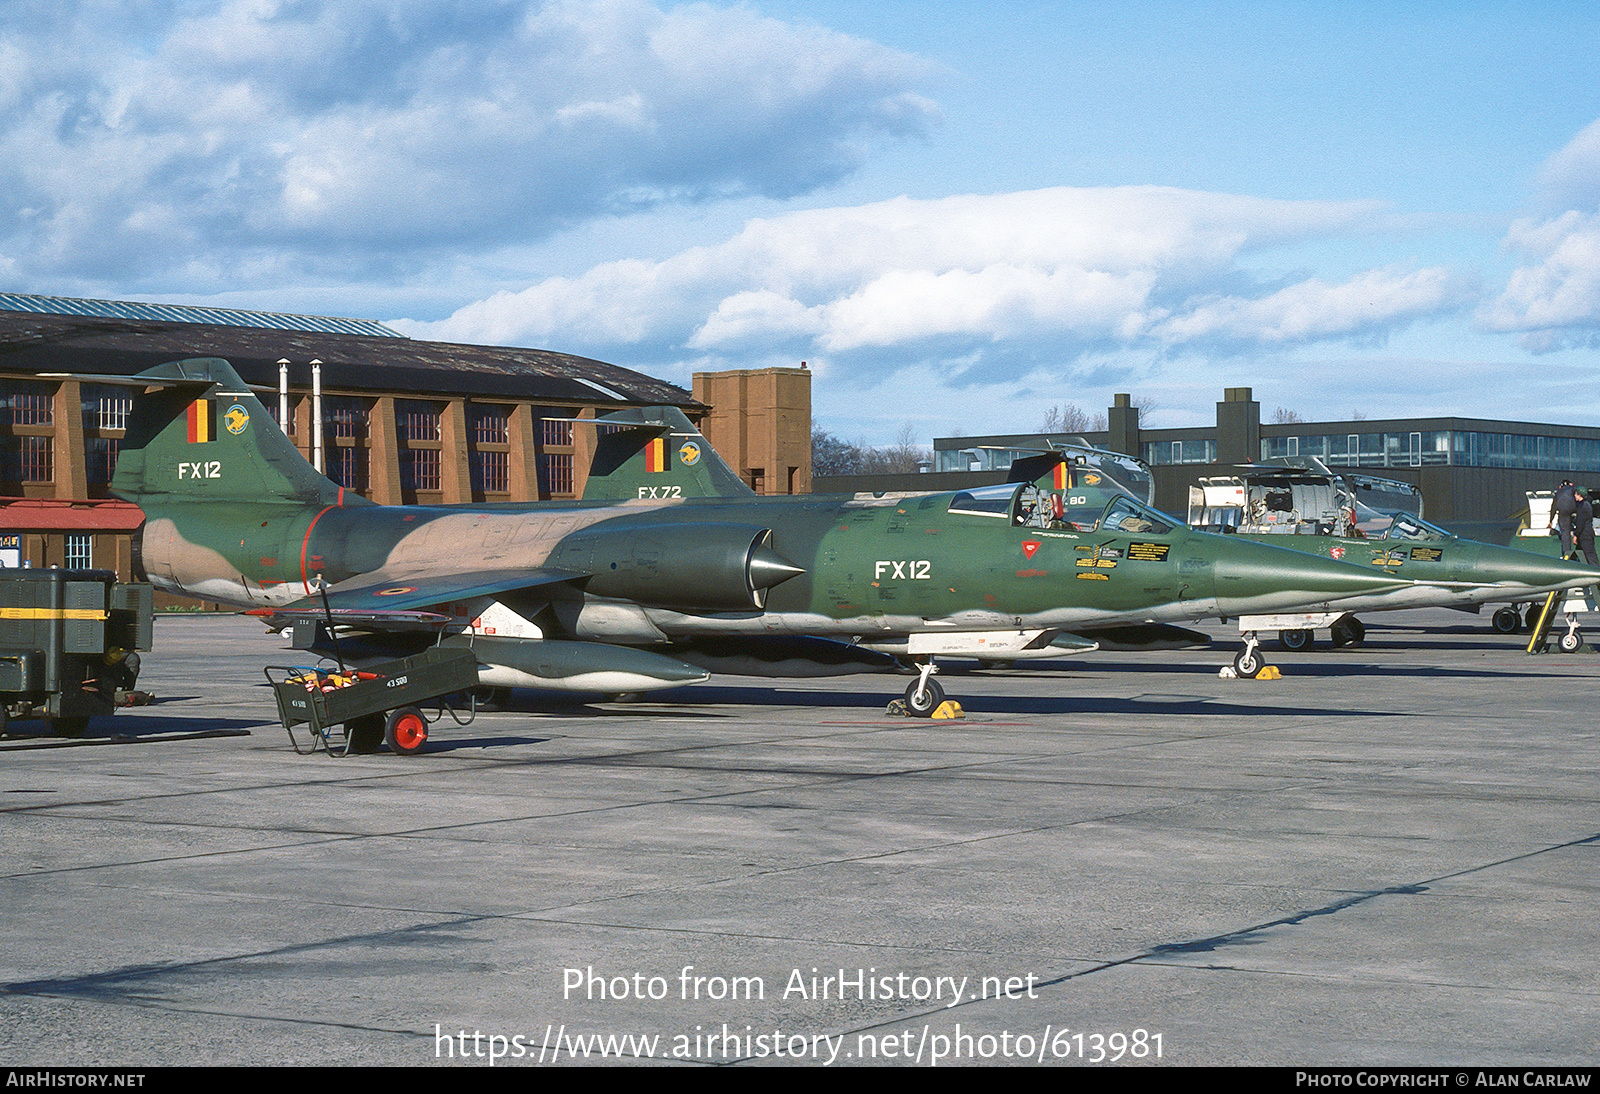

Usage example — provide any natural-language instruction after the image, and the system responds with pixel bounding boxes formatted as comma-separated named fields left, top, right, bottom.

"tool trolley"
left=265, top=646, right=480, bottom=756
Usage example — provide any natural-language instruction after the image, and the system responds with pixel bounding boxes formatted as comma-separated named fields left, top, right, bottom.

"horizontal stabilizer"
left=290, top=567, right=583, bottom=613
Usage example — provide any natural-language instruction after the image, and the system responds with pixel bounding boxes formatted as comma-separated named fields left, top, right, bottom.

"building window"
left=542, top=452, right=573, bottom=495
left=268, top=399, right=297, bottom=436
left=98, top=396, right=130, bottom=431
left=329, top=446, right=366, bottom=492
left=402, top=448, right=441, bottom=491
left=474, top=450, right=509, bottom=493
left=88, top=437, right=119, bottom=484
left=472, top=405, right=509, bottom=445
left=8, top=384, right=54, bottom=426
left=326, top=397, right=369, bottom=439
left=542, top=417, right=573, bottom=447
left=82, top=385, right=130, bottom=431
left=398, top=400, right=441, bottom=442
left=18, top=436, right=51, bottom=483
left=65, top=534, right=91, bottom=569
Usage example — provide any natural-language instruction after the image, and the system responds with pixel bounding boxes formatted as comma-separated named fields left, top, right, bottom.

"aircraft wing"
left=286, top=566, right=586, bottom=613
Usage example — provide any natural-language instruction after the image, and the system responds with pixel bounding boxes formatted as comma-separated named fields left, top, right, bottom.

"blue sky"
left=6, top=1, right=1600, bottom=444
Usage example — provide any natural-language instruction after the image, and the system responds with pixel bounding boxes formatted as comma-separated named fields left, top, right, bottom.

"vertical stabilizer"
left=110, top=357, right=368, bottom=513
left=580, top=406, right=756, bottom=500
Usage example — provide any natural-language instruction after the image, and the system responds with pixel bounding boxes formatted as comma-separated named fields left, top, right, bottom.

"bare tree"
left=1271, top=407, right=1306, bottom=424
left=1040, top=404, right=1092, bottom=433
left=860, top=423, right=930, bottom=474
left=815, top=423, right=929, bottom=476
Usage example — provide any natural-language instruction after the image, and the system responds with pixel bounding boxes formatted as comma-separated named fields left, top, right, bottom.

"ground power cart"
left=0, top=569, right=154, bottom=737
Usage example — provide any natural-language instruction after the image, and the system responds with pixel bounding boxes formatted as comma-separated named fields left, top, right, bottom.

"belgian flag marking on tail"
left=645, top=436, right=670, bottom=472
left=187, top=399, right=215, bottom=443
left=1052, top=462, right=1069, bottom=490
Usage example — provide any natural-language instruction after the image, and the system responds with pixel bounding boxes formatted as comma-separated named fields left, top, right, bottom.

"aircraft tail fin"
left=110, top=357, right=366, bottom=514
left=580, top=406, right=755, bottom=500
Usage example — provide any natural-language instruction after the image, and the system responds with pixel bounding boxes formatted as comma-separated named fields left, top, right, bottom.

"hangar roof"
left=0, top=292, right=404, bottom=339
left=0, top=306, right=699, bottom=409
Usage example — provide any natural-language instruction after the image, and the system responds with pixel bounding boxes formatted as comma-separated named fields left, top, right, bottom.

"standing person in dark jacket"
left=1550, top=481, right=1598, bottom=565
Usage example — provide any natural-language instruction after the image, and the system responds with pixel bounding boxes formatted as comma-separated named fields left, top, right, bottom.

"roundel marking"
left=375, top=586, right=419, bottom=596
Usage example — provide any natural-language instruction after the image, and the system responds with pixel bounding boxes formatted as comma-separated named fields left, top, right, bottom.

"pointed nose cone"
left=1476, top=546, right=1600, bottom=593
left=749, top=543, right=805, bottom=590
left=1211, top=537, right=1411, bottom=613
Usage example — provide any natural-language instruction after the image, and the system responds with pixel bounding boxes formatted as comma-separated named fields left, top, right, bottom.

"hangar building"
left=0, top=293, right=811, bottom=584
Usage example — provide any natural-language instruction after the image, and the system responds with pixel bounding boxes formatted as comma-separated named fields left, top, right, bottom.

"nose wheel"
left=1233, top=633, right=1264, bottom=678
left=903, top=660, right=946, bottom=717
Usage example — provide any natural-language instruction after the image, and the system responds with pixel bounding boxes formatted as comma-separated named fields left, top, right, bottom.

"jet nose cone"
left=1484, top=548, right=1600, bottom=592
left=1211, top=540, right=1408, bottom=612
left=749, top=541, right=805, bottom=591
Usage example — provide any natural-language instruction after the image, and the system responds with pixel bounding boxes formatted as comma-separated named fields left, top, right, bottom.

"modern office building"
left=924, top=388, right=1600, bottom=529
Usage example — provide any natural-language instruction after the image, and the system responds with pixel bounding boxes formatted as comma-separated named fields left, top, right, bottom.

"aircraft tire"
left=346, top=715, right=384, bottom=754
left=384, top=707, right=429, bottom=756
left=1233, top=648, right=1263, bottom=679
left=1278, top=629, right=1312, bottom=651
left=1560, top=630, right=1584, bottom=654
left=50, top=717, right=89, bottom=738
left=903, top=678, right=945, bottom=717
left=1491, top=607, right=1521, bottom=634
left=1331, top=619, right=1366, bottom=647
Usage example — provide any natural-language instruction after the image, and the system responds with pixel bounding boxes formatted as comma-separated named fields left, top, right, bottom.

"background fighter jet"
left=108, top=358, right=1420, bottom=710
left=1181, top=463, right=1600, bottom=656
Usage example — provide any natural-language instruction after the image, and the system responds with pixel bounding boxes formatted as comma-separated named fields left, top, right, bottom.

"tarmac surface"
left=1, top=610, right=1597, bottom=1067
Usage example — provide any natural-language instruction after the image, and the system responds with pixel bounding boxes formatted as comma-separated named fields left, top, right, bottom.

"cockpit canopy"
left=1374, top=511, right=1452, bottom=543
left=947, top=484, right=1177, bottom=535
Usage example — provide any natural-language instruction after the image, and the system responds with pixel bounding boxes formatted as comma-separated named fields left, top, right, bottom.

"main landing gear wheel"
left=1560, top=629, right=1584, bottom=654
left=1491, top=607, right=1521, bottom=634
left=1278, top=629, right=1312, bottom=651
left=384, top=706, right=429, bottom=756
left=1329, top=618, right=1366, bottom=647
left=903, top=677, right=946, bottom=717
left=345, top=714, right=384, bottom=754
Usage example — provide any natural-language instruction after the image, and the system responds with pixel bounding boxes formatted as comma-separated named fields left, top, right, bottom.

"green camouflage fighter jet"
left=107, top=359, right=1422, bottom=711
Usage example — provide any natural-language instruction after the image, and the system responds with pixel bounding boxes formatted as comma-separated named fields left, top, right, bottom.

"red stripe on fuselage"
left=299, top=505, right=336, bottom=594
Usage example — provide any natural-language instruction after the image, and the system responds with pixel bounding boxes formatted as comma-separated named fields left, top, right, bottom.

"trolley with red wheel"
left=265, top=646, right=480, bottom=757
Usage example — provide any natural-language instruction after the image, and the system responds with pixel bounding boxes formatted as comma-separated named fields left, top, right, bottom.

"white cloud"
left=1480, top=117, right=1600, bottom=351
left=0, top=0, right=937, bottom=288
left=1153, top=266, right=1471, bottom=345
left=1536, top=117, right=1600, bottom=213
left=1481, top=211, right=1600, bottom=349
left=398, top=185, right=1466, bottom=377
